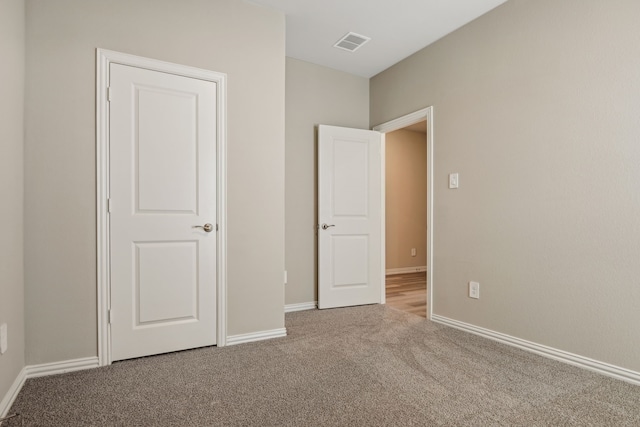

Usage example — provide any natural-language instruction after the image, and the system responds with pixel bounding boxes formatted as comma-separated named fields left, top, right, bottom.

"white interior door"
left=318, top=125, right=383, bottom=309
left=109, top=63, right=217, bottom=361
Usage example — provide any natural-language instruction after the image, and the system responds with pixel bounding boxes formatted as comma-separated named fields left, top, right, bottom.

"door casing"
left=96, top=49, right=228, bottom=366
left=373, top=107, right=434, bottom=319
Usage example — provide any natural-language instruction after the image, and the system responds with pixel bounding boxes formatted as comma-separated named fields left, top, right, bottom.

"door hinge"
left=107, top=87, right=112, bottom=102
left=216, top=224, right=219, bottom=231
left=108, top=309, right=112, bottom=324
left=107, top=198, right=112, bottom=213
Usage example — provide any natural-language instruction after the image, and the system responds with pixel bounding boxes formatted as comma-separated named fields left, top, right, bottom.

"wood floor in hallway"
left=385, top=272, right=427, bottom=318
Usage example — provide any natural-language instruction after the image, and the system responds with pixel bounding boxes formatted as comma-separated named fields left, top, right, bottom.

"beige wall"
left=24, top=0, right=285, bottom=364
left=371, top=0, right=640, bottom=371
left=385, top=129, right=427, bottom=270
left=285, top=58, right=369, bottom=305
left=0, top=0, right=25, bottom=401
left=0, top=0, right=26, bottom=405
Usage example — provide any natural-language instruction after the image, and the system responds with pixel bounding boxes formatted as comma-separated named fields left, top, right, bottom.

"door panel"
left=333, top=139, right=369, bottom=216
left=109, top=63, right=217, bottom=361
left=332, top=235, right=369, bottom=287
left=136, top=86, right=198, bottom=213
left=136, top=241, right=198, bottom=324
left=318, top=125, right=382, bottom=309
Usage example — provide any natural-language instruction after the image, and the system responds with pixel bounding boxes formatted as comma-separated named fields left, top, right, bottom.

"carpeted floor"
left=7, top=305, right=640, bottom=426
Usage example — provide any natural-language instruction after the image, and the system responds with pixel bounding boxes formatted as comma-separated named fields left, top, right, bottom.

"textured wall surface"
left=25, top=0, right=285, bottom=364
left=371, top=0, right=640, bottom=371
left=285, top=58, right=369, bottom=305
left=386, top=129, right=427, bottom=270
left=0, top=0, right=26, bottom=407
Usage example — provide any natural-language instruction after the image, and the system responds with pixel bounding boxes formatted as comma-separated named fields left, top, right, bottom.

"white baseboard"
left=226, top=328, right=287, bottom=346
left=25, top=356, right=100, bottom=379
left=386, top=266, right=427, bottom=275
left=285, top=302, right=317, bottom=313
left=431, top=314, right=640, bottom=386
left=0, top=367, right=26, bottom=418
left=1, top=356, right=99, bottom=418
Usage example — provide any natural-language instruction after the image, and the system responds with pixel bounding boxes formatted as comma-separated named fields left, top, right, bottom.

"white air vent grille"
left=333, top=32, right=371, bottom=52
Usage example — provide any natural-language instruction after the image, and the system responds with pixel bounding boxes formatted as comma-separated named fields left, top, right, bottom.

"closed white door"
left=318, top=125, right=383, bottom=309
left=109, top=63, right=217, bottom=361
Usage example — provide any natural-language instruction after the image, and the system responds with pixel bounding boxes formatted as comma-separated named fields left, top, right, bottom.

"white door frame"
left=373, top=107, right=434, bottom=319
left=96, top=49, right=228, bottom=365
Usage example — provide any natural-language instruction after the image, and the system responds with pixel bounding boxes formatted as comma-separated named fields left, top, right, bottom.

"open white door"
left=109, top=63, right=217, bottom=361
left=318, top=125, right=383, bottom=309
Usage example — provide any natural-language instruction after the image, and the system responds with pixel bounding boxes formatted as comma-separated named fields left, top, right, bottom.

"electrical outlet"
left=0, top=323, right=7, bottom=354
left=411, top=248, right=416, bottom=257
left=469, top=282, right=480, bottom=299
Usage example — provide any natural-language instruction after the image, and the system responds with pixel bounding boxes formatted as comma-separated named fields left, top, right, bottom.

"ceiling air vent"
left=333, top=32, right=370, bottom=52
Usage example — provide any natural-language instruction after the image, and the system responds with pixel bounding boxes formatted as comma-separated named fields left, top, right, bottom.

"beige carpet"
left=7, top=305, right=640, bottom=426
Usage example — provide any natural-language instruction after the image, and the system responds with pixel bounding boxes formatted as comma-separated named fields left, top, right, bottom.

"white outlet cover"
left=0, top=323, right=7, bottom=354
left=469, top=281, right=480, bottom=299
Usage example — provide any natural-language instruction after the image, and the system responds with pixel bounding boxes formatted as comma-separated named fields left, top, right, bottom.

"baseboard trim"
left=25, top=357, right=100, bottom=379
left=285, top=302, right=317, bottom=313
left=386, top=266, right=427, bottom=275
left=226, top=328, right=287, bottom=346
left=431, top=314, right=640, bottom=386
left=0, top=367, right=26, bottom=418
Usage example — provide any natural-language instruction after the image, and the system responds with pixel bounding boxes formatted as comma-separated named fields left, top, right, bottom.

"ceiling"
left=247, top=0, right=508, bottom=78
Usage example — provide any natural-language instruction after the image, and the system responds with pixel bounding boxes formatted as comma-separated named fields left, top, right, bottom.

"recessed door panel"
left=136, top=87, right=198, bottom=214
left=331, top=236, right=368, bottom=288
left=333, top=139, right=368, bottom=217
left=136, top=241, right=198, bottom=325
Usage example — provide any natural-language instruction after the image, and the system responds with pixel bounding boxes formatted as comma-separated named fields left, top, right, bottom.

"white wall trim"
left=1, top=357, right=100, bottom=418
left=284, top=302, right=317, bottom=313
left=226, top=328, right=287, bottom=346
left=374, top=108, right=432, bottom=133
left=386, top=266, right=427, bottom=275
left=374, top=106, right=434, bottom=319
left=96, top=49, right=228, bottom=365
left=0, top=368, right=26, bottom=418
left=380, top=132, right=386, bottom=305
left=96, top=48, right=111, bottom=366
left=431, top=315, right=640, bottom=386
left=24, top=357, right=100, bottom=379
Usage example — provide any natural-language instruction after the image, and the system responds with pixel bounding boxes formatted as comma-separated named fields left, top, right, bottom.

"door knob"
left=193, top=223, right=214, bottom=232
left=321, top=224, right=335, bottom=230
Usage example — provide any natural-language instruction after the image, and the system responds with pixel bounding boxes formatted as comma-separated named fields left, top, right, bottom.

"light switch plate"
left=449, top=173, right=459, bottom=189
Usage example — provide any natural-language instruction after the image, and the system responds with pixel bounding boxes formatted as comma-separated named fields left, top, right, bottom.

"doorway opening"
left=373, top=107, right=434, bottom=320
left=384, top=121, right=428, bottom=317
